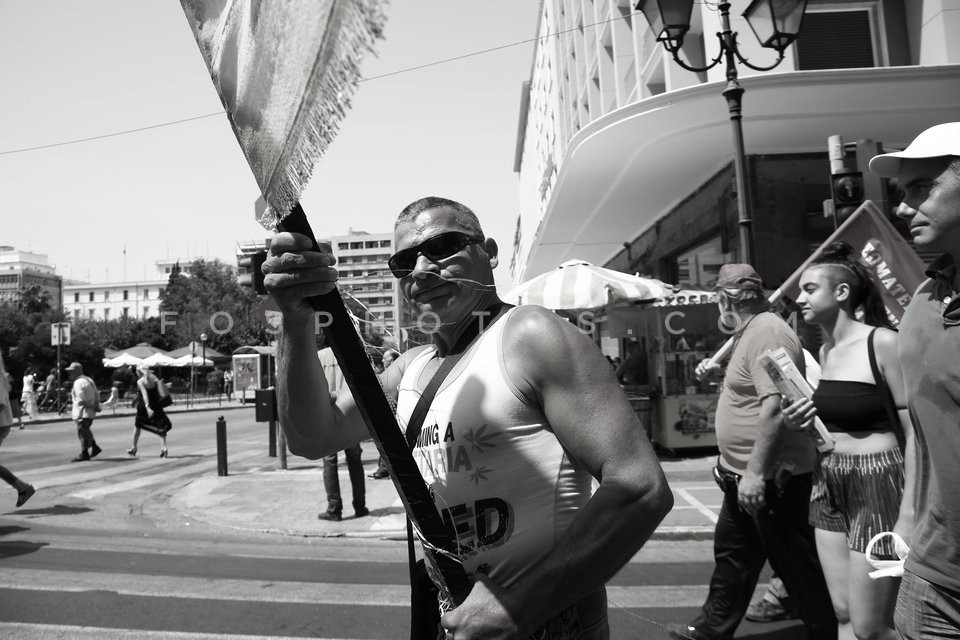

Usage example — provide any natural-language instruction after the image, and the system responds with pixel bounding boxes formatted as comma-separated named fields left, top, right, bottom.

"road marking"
left=0, top=622, right=372, bottom=640
left=0, top=568, right=710, bottom=608
left=70, top=450, right=264, bottom=499
left=676, top=488, right=720, bottom=524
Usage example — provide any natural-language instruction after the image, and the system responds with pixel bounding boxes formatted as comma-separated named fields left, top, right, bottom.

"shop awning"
left=516, top=65, right=960, bottom=281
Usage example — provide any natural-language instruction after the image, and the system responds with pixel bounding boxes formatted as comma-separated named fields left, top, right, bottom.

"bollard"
left=216, top=415, right=228, bottom=476
left=268, top=419, right=277, bottom=457
left=277, top=423, right=287, bottom=470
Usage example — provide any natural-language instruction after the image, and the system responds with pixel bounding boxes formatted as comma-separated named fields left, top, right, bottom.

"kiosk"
left=608, top=291, right=722, bottom=452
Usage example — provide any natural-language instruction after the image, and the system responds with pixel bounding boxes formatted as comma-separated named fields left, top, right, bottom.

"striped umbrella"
left=503, top=260, right=670, bottom=310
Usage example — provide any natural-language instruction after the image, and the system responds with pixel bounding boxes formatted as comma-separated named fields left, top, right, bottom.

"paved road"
left=0, top=408, right=807, bottom=639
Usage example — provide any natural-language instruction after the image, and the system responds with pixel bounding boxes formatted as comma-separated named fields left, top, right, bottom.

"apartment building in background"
left=0, top=246, right=63, bottom=312
left=513, top=0, right=960, bottom=288
left=61, top=258, right=221, bottom=321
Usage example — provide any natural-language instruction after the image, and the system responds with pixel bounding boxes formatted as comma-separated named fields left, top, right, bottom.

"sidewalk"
left=19, top=396, right=254, bottom=426
left=171, top=444, right=720, bottom=541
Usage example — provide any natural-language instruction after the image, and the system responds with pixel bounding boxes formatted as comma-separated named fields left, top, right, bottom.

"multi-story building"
left=513, top=0, right=960, bottom=288
left=0, top=246, right=63, bottom=312
left=61, top=258, right=218, bottom=321
left=62, top=280, right=167, bottom=322
left=328, top=230, right=406, bottom=347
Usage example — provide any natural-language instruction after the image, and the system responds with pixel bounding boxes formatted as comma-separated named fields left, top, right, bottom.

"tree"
left=159, top=259, right=268, bottom=354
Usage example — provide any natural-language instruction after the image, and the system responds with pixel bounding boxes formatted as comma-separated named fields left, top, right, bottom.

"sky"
left=0, top=1, right=539, bottom=289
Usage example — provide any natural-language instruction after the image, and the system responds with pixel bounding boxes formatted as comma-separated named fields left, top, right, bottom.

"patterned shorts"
left=809, top=447, right=904, bottom=557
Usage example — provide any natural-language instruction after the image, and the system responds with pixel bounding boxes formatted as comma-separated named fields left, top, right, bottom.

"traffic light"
left=830, top=171, right=865, bottom=225
left=238, top=250, right=268, bottom=294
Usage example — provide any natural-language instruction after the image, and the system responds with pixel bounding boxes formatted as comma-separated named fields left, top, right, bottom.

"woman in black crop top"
left=781, top=242, right=916, bottom=640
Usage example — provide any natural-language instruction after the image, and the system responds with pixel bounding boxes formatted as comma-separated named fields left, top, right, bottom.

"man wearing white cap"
left=66, top=362, right=102, bottom=462
left=869, top=122, right=960, bottom=638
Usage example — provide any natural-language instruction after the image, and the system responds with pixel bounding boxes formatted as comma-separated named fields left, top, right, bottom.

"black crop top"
left=812, top=380, right=891, bottom=434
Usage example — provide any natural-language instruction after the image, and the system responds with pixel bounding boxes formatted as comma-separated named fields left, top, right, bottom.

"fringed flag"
left=180, top=0, right=471, bottom=606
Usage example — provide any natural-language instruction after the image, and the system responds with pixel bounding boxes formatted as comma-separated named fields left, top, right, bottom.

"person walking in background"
left=222, top=368, right=234, bottom=402
left=127, top=364, right=171, bottom=458
left=42, top=368, right=57, bottom=409
left=0, top=353, right=34, bottom=508
left=868, top=122, right=960, bottom=638
left=369, top=348, right=400, bottom=480
left=20, top=368, right=37, bottom=422
left=781, top=242, right=915, bottom=640
left=316, top=346, right=367, bottom=521
left=674, top=263, right=836, bottom=640
left=66, top=362, right=101, bottom=462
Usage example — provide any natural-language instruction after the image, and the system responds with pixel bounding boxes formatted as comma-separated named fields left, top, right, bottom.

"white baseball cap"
left=869, top=122, right=960, bottom=178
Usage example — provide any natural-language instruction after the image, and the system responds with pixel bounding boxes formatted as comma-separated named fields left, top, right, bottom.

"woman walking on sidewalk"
left=128, top=364, right=172, bottom=458
left=783, top=242, right=916, bottom=640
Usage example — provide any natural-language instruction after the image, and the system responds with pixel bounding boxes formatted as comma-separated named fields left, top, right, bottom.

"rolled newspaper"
left=758, top=347, right=835, bottom=453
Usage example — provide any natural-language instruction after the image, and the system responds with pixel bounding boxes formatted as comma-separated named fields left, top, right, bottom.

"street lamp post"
left=200, top=333, right=208, bottom=398
left=637, top=0, right=807, bottom=265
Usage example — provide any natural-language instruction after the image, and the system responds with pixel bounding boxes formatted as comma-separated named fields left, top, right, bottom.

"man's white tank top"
left=395, top=308, right=593, bottom=588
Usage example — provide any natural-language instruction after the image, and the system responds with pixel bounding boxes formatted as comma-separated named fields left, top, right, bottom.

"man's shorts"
left=809, top=447, right=904, bottom=557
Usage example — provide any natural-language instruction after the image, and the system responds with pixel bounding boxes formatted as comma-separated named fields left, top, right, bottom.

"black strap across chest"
left=403, top=302, right=506, bottom=451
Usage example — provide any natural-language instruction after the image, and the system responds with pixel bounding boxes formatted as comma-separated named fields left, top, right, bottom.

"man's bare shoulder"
left=501, top=305, right=591, bottom=371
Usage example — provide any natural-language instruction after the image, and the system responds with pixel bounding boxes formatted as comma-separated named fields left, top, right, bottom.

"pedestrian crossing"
left=0, top=530, right=721, bottom=640
left=0, top=420, right=804, bottom=639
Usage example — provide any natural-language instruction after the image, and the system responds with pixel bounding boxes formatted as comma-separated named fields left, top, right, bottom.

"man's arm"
left=443, top=306, right=673, bottom=638
left=738, top=394, right=783, bottom=514
left=875, top=329, right=916, bottom=541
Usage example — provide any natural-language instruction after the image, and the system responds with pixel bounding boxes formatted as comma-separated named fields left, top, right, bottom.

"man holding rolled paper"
left=671, top=264, right=836, bottom=640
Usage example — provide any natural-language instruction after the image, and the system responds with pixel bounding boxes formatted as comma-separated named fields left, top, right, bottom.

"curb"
left=20, top=402, right=253, bottom=426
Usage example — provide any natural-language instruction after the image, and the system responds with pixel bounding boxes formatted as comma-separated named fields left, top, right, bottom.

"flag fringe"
left=260, top=0, right=387, bottom=227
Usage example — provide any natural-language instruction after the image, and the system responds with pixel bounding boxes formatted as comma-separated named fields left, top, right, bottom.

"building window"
left=143, top=306, right=150, bottom=318
left=104, top=291, right=110, bottom=301
left=104, top=308, right=111, bottom=320
left=123, top=290, right=129, bottom=300
left=338, top=242, right=349, bottom=250
left=88, top=309, right=95, bottom=320
left=365, top=241, right=377, bottom=249
left=74, top=292, right=79, bottom=302
left=795, top=7, right=879, bottom=70
left=143, top=289, right=149, bottom=299
left=73, top=309, right=80, bottom=320
left=123, top=307, right=129, bottom=318
left=380, top=240, right=391, bottom=248
left=89, top=291, right=94, bottom=302
left=673, top=236, right=728, bottom=288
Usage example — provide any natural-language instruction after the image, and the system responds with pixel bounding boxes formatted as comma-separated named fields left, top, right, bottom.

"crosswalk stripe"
left=0, top=622, right=373, bottom=640
left=70, top=450, right=264, bottom=499
left=0, top=568, right=709, bottom=609
left=0, top=568, right=407, bottom=605
left=676, top=488, right=720, bottom=524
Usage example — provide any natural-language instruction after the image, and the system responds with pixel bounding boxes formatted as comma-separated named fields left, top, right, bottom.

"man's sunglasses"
left=387, top=231, right=484, bottom=278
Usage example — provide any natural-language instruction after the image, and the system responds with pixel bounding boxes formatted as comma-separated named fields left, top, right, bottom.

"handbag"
left=156, top=380, right=173, bottom=408
left=867, top=328, right=906, bottom=451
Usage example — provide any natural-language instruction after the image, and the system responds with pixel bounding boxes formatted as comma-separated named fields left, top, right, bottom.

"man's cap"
left=715, top=264, right=763, bottom=291
left=869, top=122, right=960, bottom=178
left=65, top=362, right=83, bottom=373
